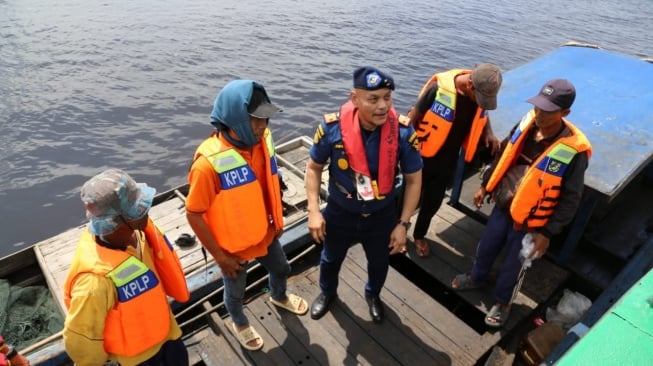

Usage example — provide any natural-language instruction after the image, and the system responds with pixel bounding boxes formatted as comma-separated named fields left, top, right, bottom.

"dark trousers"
left=413, top=156, right=456, bottom=239
left=319, top=202, right=396, bottom=297
left=138, top=338, right=188, bottom=366
left=470, top=206, right=526, bottom=305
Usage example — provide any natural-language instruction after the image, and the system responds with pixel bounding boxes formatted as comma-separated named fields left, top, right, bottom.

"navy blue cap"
left=527, top=79, right=576, bottom=111
left=353, top=66, right=395, bottom=91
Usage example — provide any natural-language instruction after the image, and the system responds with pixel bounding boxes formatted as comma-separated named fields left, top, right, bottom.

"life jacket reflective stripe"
left=64, top=227, right=173, bottom=357
left=339, top=100, right=399, bottom=196
left=415, top=69, right=488, bottom=161
left=486, top=110, right=592, bottom=228
left=194, top=129, right=283, bottom=252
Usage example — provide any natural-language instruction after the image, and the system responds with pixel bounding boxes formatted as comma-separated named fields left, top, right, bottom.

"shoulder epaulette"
left=398, top=114, right=411, bottom=127
left=323, top=112, right=340, bottom=124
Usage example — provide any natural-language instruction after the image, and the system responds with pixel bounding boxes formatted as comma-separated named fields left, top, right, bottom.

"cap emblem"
left=366, top=72, right=381, bottom=88
left=542, top=86, right=554, bottom=96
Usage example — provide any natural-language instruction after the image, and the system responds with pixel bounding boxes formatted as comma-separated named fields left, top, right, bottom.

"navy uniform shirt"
left=310, top=112, right=423, bottom=214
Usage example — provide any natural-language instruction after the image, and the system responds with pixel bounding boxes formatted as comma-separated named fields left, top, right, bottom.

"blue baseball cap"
left=81, top=169, right=156, bottom=235
left=353, top=66, right=395, bottom=90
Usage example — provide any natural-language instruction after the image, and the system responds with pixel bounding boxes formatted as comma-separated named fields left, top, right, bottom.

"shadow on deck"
left=182, top=243, right=497, bottom=366
left=180, top=195, right=569, bottom=365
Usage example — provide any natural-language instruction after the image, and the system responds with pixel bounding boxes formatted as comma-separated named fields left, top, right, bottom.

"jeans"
left=319, top=202, right=396, bottom=298
left=470, top=206, right=526, bottom=304
left=223, top=239, right=291, bottom=327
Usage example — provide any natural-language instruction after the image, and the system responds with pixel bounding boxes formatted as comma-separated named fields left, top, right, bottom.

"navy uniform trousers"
left=319, top=201, right=396, bottom=298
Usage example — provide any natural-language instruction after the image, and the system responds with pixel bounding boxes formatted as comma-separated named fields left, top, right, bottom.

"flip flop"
left=451, top=273, right=482, bottom=290
left=270, top=293, right=308, bottom=315
left=230, top=322, right=264, bottom=351
left=485, top=304, right=510, bottom=328
left=414, top=239, right=430, bottom=258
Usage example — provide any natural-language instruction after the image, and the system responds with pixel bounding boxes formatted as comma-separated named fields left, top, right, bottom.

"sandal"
left=451, top=273, right=482, bottom=290
left=414, top=239, right=430, bottom=258
left=485, top=304, right=511, bottom=328
left=269, top=293, right=308, bottom=315
left=230, top=322, right=264, bottom=351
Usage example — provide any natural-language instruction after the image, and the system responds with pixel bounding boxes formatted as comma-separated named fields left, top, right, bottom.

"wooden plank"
left=485, top=345, right=516, bottom=366
left=331, top=266, right=444, bottom=365
left=200, top=252, right=327, bottom=365
left=404, top=205, right=501, bottom=315
left=182, top=327, right=212, bottom=365
left=304, top=256, right=447, bottom=365
left=404, top=201, right=569, bottom=331
left=451, top=172, right=494, bottom=220
left=344, top=245, right=490, bottom=365
left=436, top=200, right=488, bottom=239
left=35, top=226, right=84, bottom=256
left=217, top=313, right=294, bottom=365
left=272, top=279, right=356, bottom=366
left=187, top=301, right=247, bottom=366
left=0, top=247, right=46, bottom=288
left=0, top=247, right=37, bottom=278
left=304, top=269, right=398, bottom=366
left=246, top=295, right=321, bottom=366
left=34, top=244, right=67, bottom=317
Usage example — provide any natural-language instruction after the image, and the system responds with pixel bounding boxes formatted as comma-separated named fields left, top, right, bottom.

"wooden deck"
left=177, top=198, right=568, bottom=366
left=183, top=244, right=495, bottom=366
left=22, top=136, right=570, bottom=365
left=32, top=137, right=320, bottom=318
left=404, top=202, right=569, bottom=329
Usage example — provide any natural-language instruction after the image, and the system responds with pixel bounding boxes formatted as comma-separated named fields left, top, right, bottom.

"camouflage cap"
left=81, top=168, right=155, bottom=235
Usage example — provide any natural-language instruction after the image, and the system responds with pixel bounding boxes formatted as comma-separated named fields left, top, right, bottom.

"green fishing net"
left=0, top=279, right=64, bottom=350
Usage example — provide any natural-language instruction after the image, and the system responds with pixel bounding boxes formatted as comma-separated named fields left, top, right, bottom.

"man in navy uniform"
left=305, top=66, right=423, bottom=323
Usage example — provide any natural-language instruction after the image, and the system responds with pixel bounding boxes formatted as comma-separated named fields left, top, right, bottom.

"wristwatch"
left=397, top=220, right=411, bottom=230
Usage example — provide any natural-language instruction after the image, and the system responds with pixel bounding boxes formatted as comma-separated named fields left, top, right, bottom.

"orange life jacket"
left=143, top=219, right=190, bottom=303
left=415, top=69, right=488, bottom=161
left=486, top=110, right=592, bottom=229
left=339, top=100, right=399, bottom=196
left=64, top=220, right=184, bottom=356
left=193, top=129, right=283, bottom=253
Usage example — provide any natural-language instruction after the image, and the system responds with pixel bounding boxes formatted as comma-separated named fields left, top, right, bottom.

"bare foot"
left=451, top=273, right=477, bottom=289
left=414, top=238, right=430, bottom=257
left=485, top=303, right=511, bottom=326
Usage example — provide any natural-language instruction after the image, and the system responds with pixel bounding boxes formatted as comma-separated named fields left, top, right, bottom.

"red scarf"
left=340, top=100, right=398, bottom=195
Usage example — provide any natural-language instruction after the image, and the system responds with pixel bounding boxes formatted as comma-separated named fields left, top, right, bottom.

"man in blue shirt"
left=305, top=66, right=423, bottom=323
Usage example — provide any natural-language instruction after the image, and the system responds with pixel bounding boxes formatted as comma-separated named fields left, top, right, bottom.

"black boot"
left=366, top=295, right=384, bottom=324
left=310, top=293, right=336, bottom=320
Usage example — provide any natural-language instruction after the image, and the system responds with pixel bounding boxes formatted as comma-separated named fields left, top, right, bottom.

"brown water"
left=1, top=0, right=652, bottom=256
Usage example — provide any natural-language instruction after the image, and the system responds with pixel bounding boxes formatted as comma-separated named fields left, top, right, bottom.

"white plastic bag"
left=546, top=289, right=592, bottom=331
left=519, top=233, right=535, bottom=268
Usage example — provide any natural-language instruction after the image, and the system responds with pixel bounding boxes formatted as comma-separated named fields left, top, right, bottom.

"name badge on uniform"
left=355, top=173, right=375, bottom=201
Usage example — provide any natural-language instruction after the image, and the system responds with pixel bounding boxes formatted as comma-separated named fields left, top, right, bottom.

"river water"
left=1, top=0, right=652, bottom=257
